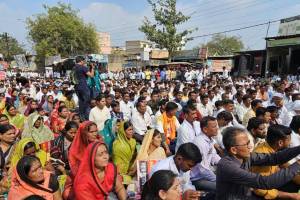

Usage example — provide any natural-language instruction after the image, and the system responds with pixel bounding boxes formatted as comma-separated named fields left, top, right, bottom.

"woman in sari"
left=8, top=155, right=62, bottom=200
left=50, top=106, right=69, bottom=134
left=3, top=104, right=26, bottom=130
left=129, top=129, right=166, bottom=176
left=50, top=121, right=78, bottom=171
left=63, top=121, right=103, bottom=200
left=74, top=142, right=126, bottom=200
left=22, top=113, right=54, bottom=145
left=99, top=119, right=119, bottom=154
left=135, top=129, right=166, bottom=162
left=10, top=138, right=47, bottom=168
left=24, top=99, right=39, bottom=117
left=112, top=121, right=136, bottom=185
left=5, top=88, right=20, bottom=109
left=0, top=124, right=17, bottom=170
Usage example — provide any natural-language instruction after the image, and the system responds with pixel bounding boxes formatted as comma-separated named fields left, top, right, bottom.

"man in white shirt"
left=222, top=66, right=229, bottom=79
left=197, top=94, right=213, bottom=117
left=89, top=94, right=111, bottom=131
left=120, top=92, right=133, bottom=121
left=270, top=93, right=292, bottom=126
left=213, top=111, right=233, bottom=150
left=176, top=104, right=201, bottom=152
left=235, top=94, right=251, bottom=122
left=191, top=116, right=220, bottom=192
left=151, top=143, right=202, bottom=200
left=131, top=101, right=152, bottom=143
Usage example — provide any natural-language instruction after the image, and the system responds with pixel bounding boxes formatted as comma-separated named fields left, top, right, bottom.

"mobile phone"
left=50, top=158, right=65, bottom=167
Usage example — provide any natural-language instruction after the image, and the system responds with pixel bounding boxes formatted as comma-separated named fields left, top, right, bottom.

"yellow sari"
left=135, top=129, right=166, bottom=161
left=10, top=138, right=47, bottom=168
left=3, top=108, right=26, bottom=130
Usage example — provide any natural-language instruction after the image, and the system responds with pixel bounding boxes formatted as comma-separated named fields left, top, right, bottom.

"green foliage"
left=201, top=34, right=244, bottom=56
left=27, top=2, right=99, bottom=67
left=139, top=0, right=196, bottom=61
left=0, top=33, right=25, bottom=61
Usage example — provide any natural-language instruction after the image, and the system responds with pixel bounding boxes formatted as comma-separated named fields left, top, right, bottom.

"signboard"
left=207, top=59, right=233, bottom=72
left=279, top=15, right=300, bottom=36
left=45, top=55, right=61, bottom=66
left=173, top=48, right=208, bottom=61
left=267, top=37, right=300, bottom=48
left=14, top=54, right=28, bottom=68
left=88, top=54, right=108, bottom=63
left=45, top=67, right=53, bottom=78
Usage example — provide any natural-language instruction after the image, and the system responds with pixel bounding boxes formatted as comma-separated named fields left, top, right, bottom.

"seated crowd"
left=1, top=70, right=300, bottom=200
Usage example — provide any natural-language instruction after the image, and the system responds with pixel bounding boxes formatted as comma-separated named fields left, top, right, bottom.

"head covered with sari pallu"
left=22, top=113, right=54, bottom=145
left=68, top=121, right=103, bottom=176
left=3, top=104, right=26, bottom=130
left=9, top=156, right=56, bottom=200
left=112, top=121, right=136, bottom=184
left=74, top=142, right=117, bottom=200
left=10, top=137, right=47, bottom=169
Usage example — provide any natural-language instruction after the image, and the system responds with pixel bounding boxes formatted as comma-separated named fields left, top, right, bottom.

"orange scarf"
left=162, top=112, right=176, bottom=144
left=9, top=170, right=54, bottom=200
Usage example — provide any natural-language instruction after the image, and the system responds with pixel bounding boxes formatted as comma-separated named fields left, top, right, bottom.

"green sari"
left=22, top=113, right=54, bottom=144
left=112, top=122, right=136, bottom=184
left=3, top=109, right=26, bottom=130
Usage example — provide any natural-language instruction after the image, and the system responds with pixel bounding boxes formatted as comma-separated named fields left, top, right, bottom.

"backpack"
left=70, top=66, right=79, bottom=85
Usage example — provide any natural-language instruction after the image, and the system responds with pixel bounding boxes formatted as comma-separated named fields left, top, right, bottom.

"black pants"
left=75, top=87, right=91, bottom=121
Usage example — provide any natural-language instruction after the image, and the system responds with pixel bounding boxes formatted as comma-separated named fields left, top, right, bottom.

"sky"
left=0, top=0, right=300, bottom=52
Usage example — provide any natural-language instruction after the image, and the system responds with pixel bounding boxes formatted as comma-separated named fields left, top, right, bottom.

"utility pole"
left=3, top=32, right=10, bottom=61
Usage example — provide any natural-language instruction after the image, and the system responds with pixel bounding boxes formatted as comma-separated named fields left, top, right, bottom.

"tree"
left=139, top=0, right=196, bottom=61
left=27, top=3, right=99, bottom=68
left=0, top=33, right=25, bottom=61
left=201, top=34, right=244, bottom=56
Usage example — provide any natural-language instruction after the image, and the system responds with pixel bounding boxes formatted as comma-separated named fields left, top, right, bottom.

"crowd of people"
left=0, top=55, right=300, bottom=200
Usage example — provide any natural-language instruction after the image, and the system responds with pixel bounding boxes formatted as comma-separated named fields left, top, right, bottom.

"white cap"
left=273, top=92, right=284, bottom=98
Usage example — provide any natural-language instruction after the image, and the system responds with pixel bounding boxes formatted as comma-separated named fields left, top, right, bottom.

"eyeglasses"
left=234, top=140, right=251, bottom=148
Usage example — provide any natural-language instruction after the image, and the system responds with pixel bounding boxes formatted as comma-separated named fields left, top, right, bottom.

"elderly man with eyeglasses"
left=216, top=126, right=300, bottom=200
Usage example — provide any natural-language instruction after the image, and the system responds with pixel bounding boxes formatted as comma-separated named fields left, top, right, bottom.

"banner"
left=45, top=55, right=61, bottom=66
left=14, top=54, right=28, bottom=68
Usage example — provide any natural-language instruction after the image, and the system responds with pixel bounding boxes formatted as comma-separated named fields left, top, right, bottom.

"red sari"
left=74, top=142, right=117, bottom=200
left=63, top=121, right=103, bottom=200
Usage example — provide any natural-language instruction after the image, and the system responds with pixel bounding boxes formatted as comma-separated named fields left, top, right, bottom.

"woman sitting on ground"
left=9, top=155, right=62, bottom=200
left=74, top=142, right=126, bottom=200
left=112, top=121, right=137, bottom=185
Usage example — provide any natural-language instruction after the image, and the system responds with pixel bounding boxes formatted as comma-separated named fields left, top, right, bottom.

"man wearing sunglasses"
left=216, top=126, right=300, bottom=200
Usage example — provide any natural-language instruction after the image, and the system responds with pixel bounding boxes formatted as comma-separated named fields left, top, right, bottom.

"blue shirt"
left=74, top=64, right=88, bottom=90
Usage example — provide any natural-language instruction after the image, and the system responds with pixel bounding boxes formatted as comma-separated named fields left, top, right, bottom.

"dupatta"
left=68, top=121, right=103, bottom=176
left=10, top=138, right=47, bottom=168
left=135, top=129, right=166, bottom=161
left=9, top=168, right=54, bottom=200
left=74, top=142, right=117, bottom=200
left=162, top=111, right=177, bottom=144
left=112, top=122, right=136, bottom=184
left=22, top=113, right=54, bottom=145
left=3, top=108, right=26, bottom=130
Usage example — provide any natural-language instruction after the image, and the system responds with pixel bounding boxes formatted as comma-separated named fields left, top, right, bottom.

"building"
left=265, top=15, right=300, bottom=75
left=124, top=40, right=168, bottom=68
left=232, top=50, right=266, bottom=76
left=97, top=32, right=112, bottom=55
